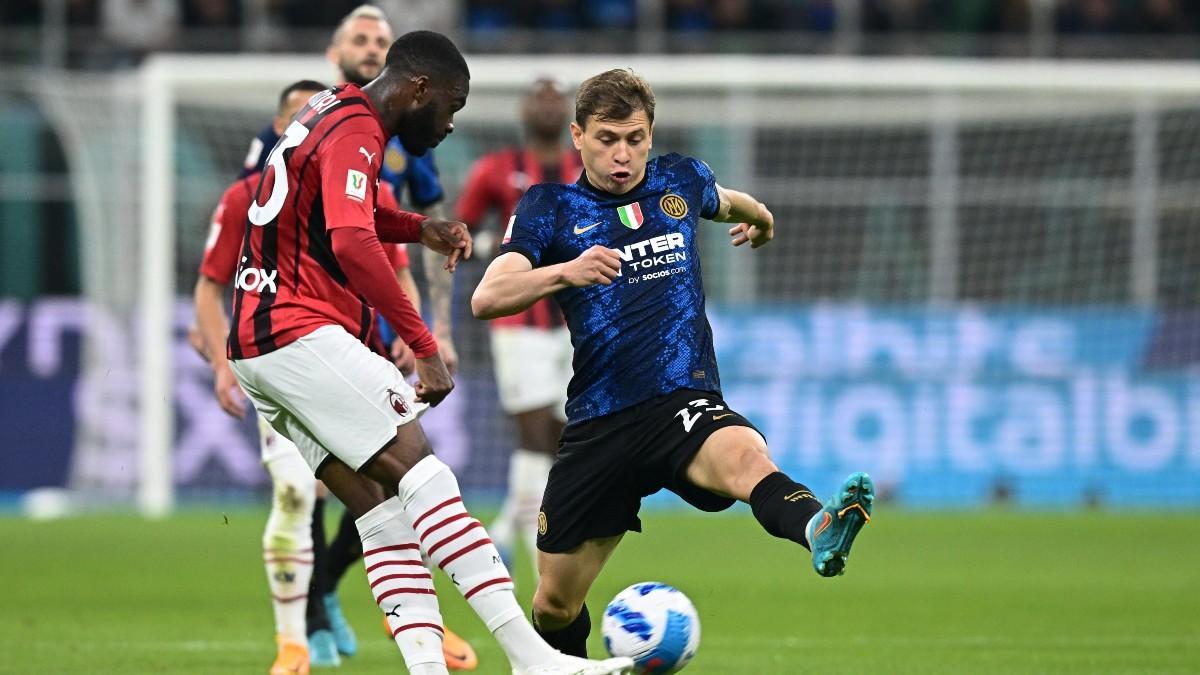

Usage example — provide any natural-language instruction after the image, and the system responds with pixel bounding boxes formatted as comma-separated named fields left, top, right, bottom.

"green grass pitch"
left=2, top=507, right=1198, bottom=674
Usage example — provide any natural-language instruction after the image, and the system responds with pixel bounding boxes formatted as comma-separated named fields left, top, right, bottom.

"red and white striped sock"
left=356, top=498, right=447, bottom=673
left=401, top=456, right=558, bottom=670
left=262, top=545, right=312, bottom=644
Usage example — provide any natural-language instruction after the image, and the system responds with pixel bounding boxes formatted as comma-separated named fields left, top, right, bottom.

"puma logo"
left=573, top=222, right=601, bottom=235
left=359, top=147, right=376, bottom=165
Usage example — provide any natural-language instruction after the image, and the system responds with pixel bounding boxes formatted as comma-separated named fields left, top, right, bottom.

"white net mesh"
left=31, top=56, right=1200, bottom=509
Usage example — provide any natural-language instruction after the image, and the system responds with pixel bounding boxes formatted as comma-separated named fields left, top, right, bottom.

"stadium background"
left=1, top=2, right=1199, bottom=674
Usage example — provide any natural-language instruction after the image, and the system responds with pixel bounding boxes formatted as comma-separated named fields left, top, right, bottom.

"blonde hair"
left=331, top=5, right=390, bottom=45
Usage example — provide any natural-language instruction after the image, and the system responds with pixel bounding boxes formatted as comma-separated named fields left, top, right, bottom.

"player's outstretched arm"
left=192, top=275, right=247, bottom=418
left=714, top=184, right=775, bottom=249
left=471, top=246, right=621, bottom=319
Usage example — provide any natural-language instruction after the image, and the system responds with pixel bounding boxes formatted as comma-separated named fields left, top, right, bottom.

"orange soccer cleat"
left=269, top=636, right=310, bottom=675
left=441, top=626, right=479, bottom=671
left=382, top=617, right=479, bottom=671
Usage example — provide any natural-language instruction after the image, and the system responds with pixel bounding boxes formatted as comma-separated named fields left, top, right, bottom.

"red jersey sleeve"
left=319, top=126, right=383, bottom=232
left=198, top=175, right=254, bottom=284
left=455, top=153, right=499, bottom=230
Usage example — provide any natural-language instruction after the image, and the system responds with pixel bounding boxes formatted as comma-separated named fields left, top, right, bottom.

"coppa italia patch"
left=346, top=169, right=367, bottom=200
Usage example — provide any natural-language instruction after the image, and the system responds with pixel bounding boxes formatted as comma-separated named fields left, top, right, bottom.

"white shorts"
left=231, top=325, right=426, bottom=473
left=490, top=326, right=572, bottom=417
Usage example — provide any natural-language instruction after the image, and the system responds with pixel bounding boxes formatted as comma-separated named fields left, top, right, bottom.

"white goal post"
left=132, top=54, right=1200, bottom=516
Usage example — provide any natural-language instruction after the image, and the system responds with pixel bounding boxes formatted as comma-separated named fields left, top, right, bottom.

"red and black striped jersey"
left=456, top=147, right=580, bottom=330
left=200, top=172, right=258, bottom=286
left=201, top=170, right=409, bottom=285
left=228, top=84, right=401, bottom=360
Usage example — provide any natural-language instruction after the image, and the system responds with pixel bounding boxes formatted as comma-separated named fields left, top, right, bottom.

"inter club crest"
left=387, top=388, right=409, bottom=415
left=660, top=193, right=688, bottom=219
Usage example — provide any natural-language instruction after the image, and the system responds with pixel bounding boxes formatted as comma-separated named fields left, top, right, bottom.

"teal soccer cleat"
left=323, top=593, right=357, bottom=658
left=308, top=628, right=341, bottom=668
left=806, top=472, right=874, bottom=577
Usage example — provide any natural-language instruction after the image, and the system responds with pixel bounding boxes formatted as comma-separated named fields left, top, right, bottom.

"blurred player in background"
left=227, top=30, right=631, bottom=675
left=472, top=68, right=876, bottom=657
left=455, top=77, right=580, bottom=578
left=237, top=6, right=471, bottom=669
left=193, top=79, right=329, bottom=675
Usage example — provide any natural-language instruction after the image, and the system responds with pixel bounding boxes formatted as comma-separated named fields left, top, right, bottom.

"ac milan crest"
left=387, top=388, right=409, bottom=415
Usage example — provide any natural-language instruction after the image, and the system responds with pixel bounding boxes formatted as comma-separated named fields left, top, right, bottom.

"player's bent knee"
left=532, top=588, right=584, bottom=629
left=690, top=427, right=778, bottom=500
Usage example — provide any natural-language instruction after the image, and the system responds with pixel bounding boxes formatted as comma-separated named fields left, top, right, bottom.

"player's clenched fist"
left=563, top=245, right=622, bottom=287
left=413, top=354, right=454, bottom=406
left=420, top=219, right=473, bottom=271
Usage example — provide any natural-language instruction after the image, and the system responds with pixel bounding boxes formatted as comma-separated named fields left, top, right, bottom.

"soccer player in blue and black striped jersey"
left=472, top=68, right=877, bottom=657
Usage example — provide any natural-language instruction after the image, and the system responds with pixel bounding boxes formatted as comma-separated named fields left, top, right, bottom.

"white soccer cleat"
left=511, top=655, right=634, bottom=675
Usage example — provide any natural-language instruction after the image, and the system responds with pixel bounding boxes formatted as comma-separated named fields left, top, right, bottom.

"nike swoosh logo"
left=712, top=413, right=733, bottom=420
left=573, top=222, right=601, bottom=235
left=813, top=512, right=832, bottom=537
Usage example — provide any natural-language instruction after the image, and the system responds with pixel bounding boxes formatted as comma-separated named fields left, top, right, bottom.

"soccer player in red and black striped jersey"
left=227, top=31, right=631, bottom=675
left=194, top=80, right=332, bottom=675
left=455, top=77, right=579, bottom=580
left=194, top=78, right=432, bottom=675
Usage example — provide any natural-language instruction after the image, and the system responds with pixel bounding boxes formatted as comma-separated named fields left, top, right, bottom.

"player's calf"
left=263, top=452, right=317, bottom=648
left=356, top=498, right=448, bottom=673
left=748, top=471, right=825, bottom=550
left=531, top=602, right=590, bottom=658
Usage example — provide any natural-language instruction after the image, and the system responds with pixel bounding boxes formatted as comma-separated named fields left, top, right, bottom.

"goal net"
left=34, top=55, right=1200, bottom=514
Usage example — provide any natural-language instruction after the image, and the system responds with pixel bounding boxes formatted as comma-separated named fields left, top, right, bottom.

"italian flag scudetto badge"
left=617, top=202, right=644, bottom=230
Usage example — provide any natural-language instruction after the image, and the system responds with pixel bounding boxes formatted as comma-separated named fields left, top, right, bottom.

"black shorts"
left=536, top=388, right=761, bottom=553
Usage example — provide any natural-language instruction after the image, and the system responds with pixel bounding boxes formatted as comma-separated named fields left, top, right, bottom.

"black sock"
left=306, top=497, right=331, bottom=634
left=326, top=509, right=364, bottom=590
left=749, top=472, right=824, bottom=550
left=534, top=603, right=590, bottom=658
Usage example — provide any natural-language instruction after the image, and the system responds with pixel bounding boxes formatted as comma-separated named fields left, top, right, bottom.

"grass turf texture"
left=2, top=509, right=1197, bottom=674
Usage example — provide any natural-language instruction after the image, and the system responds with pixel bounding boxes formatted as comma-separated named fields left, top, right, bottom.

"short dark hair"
left=278, top=79, right=327, bottom=112
left=575, top=69, right=655, bottom=128
left=384, top=30, right=469, bottom=83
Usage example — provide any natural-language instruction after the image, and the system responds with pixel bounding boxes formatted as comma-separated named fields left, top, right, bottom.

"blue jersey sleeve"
left=499, top=184, right=558, bottom=267
left=689, top=157, right=721, bottom=220
left=379, top=139, right=444, bottom=208
left=405, top=151, right=444, bottom=207
left=240, top=125, right=279, bottom=178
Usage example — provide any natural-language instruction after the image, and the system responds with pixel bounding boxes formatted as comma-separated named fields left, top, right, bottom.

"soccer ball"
left=601, top=582, right=700, bottom=674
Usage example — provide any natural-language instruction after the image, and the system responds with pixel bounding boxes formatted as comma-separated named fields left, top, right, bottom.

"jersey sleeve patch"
left=499, top=184, right=557, bottom=267
left=346, top=169, right=368, bottom=201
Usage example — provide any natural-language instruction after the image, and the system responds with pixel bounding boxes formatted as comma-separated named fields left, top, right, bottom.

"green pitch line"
left=1, top=509, right=1197, bottom=674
